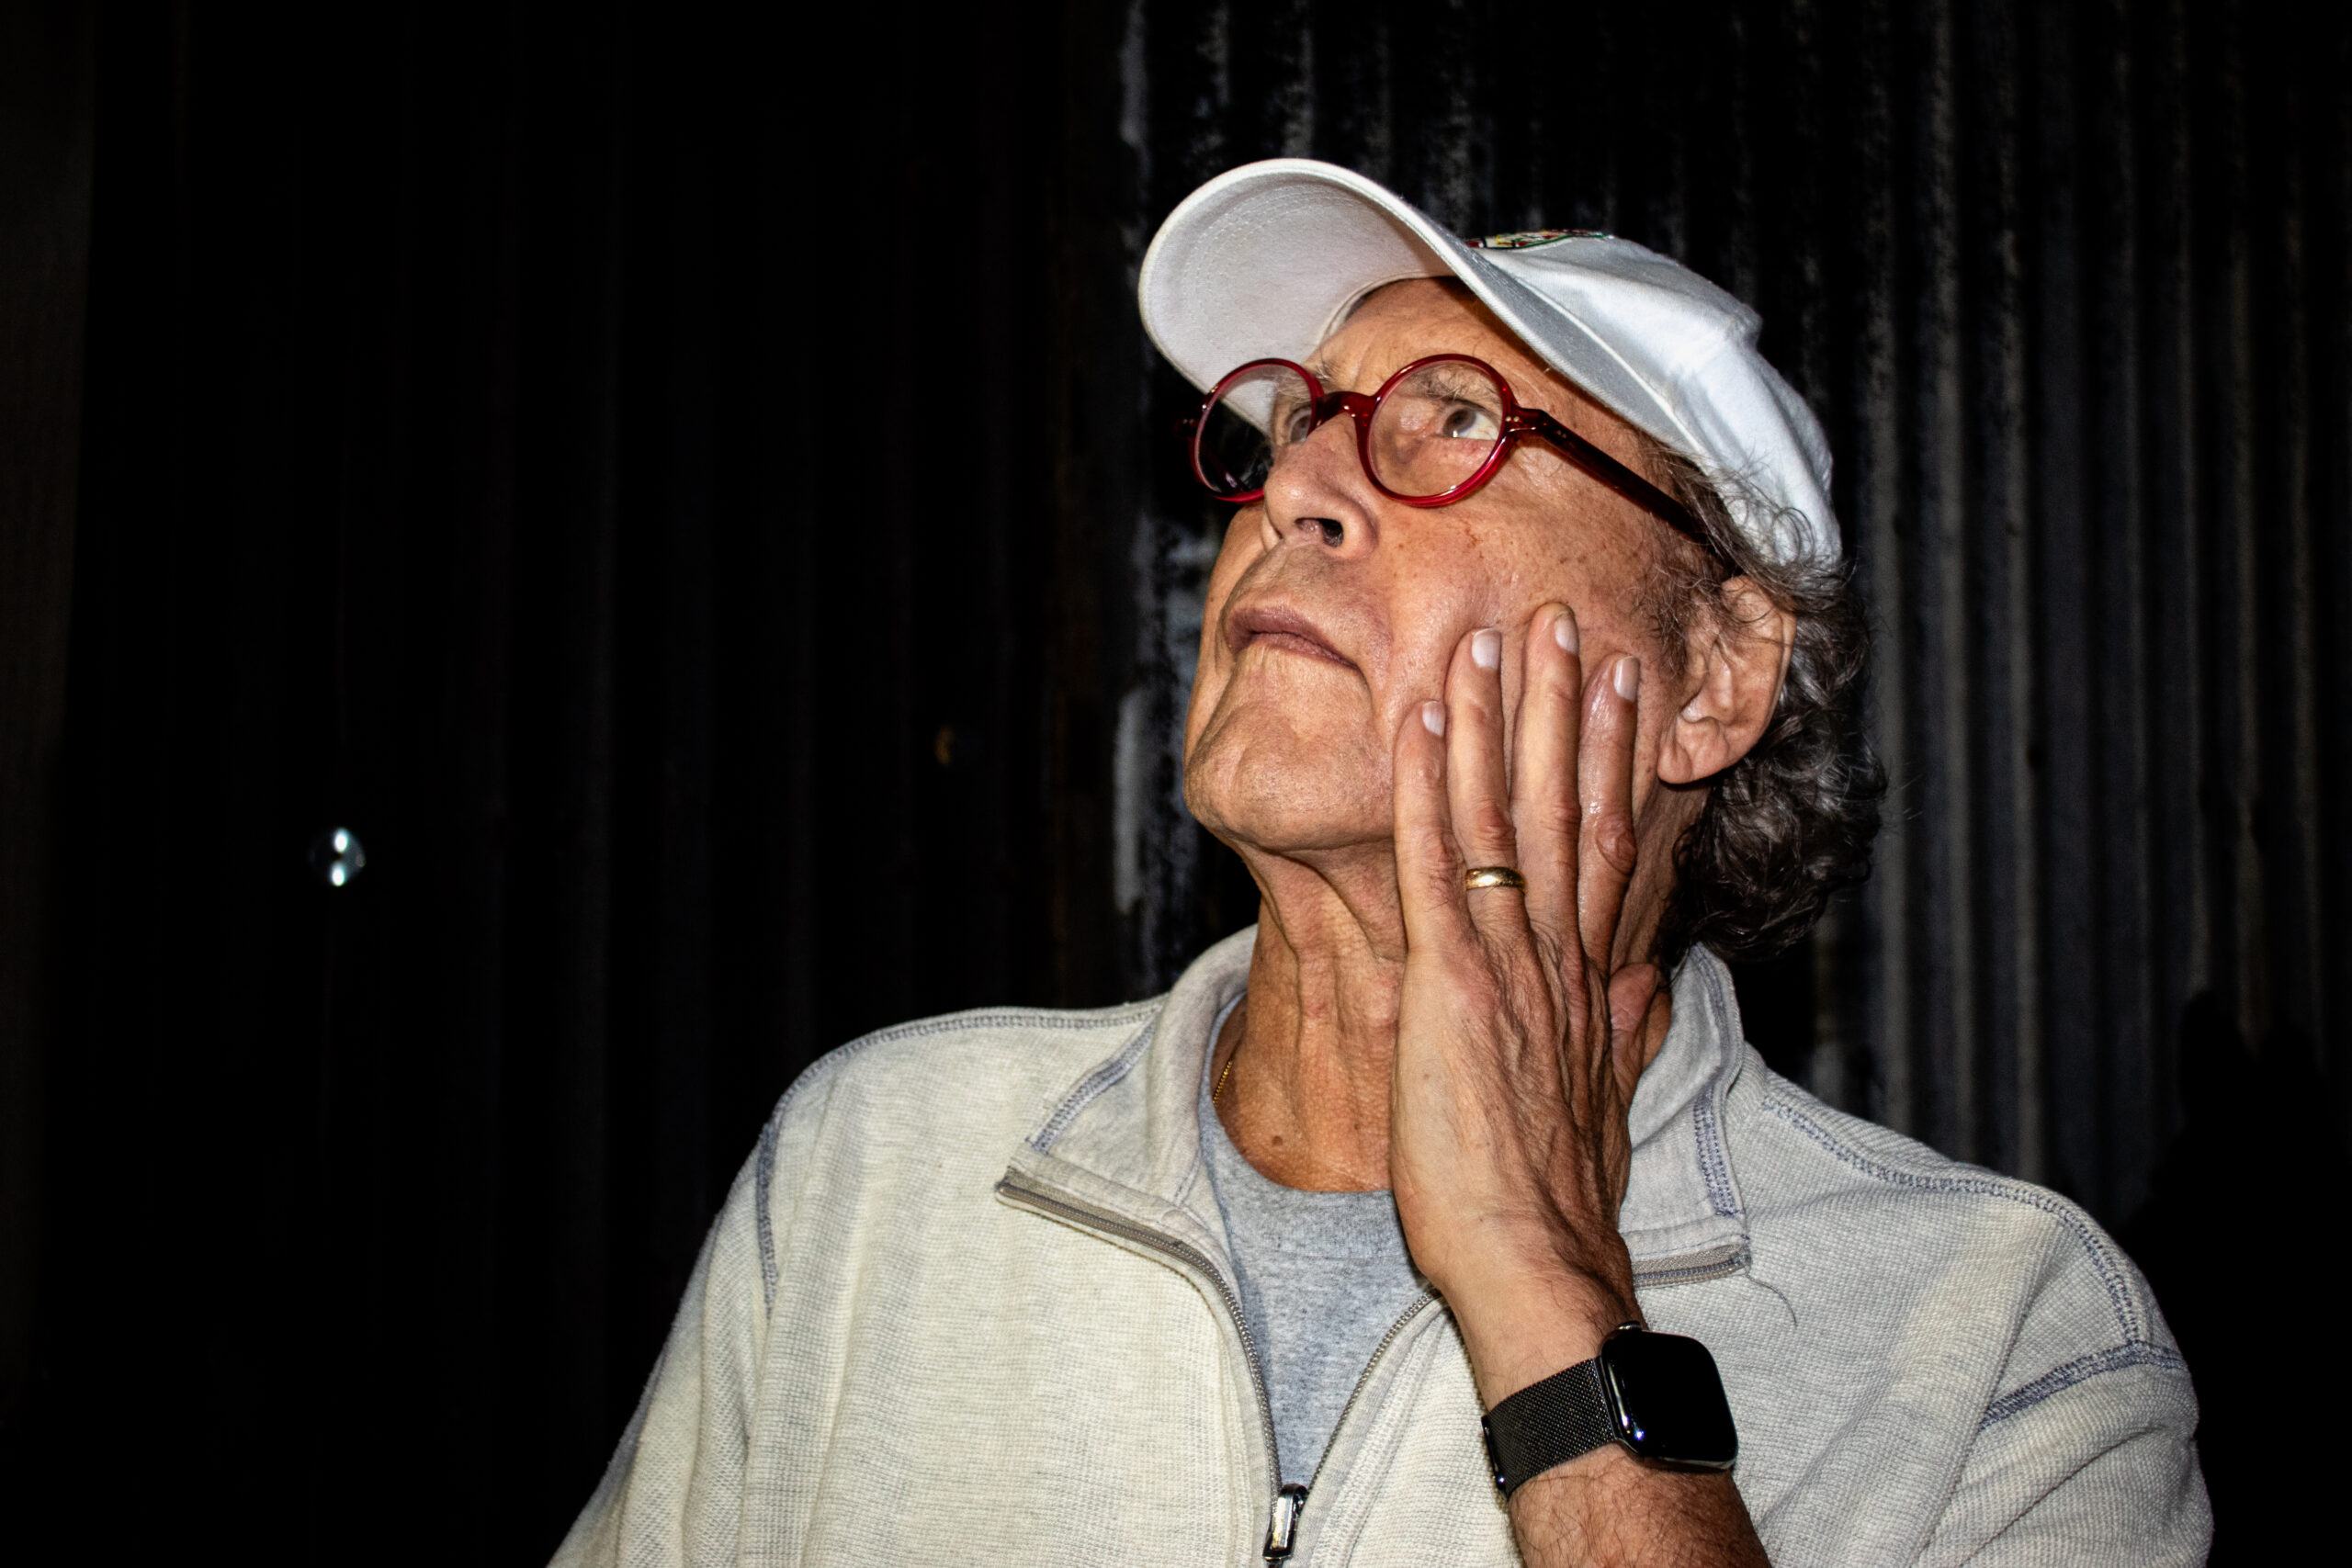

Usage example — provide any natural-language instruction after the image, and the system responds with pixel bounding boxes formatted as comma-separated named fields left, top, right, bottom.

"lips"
left=1227, top=604, right=1353, bottom=669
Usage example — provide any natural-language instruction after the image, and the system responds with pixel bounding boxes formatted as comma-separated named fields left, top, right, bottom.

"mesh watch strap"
left=1480, top=1358, right=1618, bottom=1496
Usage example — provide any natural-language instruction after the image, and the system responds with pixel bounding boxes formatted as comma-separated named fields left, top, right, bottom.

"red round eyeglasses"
left=1182, top=353, right=1709, bottom=550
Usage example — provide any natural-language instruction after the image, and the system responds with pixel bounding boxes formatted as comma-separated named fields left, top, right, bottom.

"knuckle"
left=1588, top=807, right=1637, bottom=876
left=1468, top=799, right=1516, bottom=852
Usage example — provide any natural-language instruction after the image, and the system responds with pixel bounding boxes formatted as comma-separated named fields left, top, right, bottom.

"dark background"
left=2, top=0, right=2344, bottom=1562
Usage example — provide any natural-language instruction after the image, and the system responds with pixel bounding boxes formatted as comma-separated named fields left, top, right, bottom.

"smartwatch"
left=1480, top=1324, right=1738, bottom=1495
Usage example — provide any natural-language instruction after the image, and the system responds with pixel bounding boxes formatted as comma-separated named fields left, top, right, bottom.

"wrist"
left=1442, top=1256, right=1640, bottom=1407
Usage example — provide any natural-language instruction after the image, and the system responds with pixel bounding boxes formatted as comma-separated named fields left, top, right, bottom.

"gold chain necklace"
left=1212, top=1003, right=1243, bottom=1103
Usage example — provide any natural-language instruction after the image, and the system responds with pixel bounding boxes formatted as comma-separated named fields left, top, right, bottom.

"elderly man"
left=555, top=162, right=2208, bottom=1566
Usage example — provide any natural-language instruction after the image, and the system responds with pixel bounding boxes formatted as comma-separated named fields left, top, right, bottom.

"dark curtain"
left=19, top=0, right=1093, bottom=1557
left=4, top=0, right=2342, bottom=1562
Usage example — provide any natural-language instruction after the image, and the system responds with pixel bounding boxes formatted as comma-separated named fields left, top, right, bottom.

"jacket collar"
left=1004, top=927, right=1753, bottom=1277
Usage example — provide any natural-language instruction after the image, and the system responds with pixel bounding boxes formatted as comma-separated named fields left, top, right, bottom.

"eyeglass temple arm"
left=1515, top=408, right=1713, bottom=551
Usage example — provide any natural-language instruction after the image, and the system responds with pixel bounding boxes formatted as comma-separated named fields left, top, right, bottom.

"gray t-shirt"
left=1198, top=1050, right=1430, bottom=1486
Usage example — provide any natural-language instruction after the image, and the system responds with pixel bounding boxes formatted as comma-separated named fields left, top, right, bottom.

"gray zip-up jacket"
left=555, top=930, right=2210, bottom=1566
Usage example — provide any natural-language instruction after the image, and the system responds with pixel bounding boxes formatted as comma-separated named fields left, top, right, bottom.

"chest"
left=741, top=1183, right=1984, bottom=1567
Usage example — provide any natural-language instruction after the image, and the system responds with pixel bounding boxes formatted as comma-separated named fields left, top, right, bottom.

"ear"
left=1656, top=577, right=1795, bottom=785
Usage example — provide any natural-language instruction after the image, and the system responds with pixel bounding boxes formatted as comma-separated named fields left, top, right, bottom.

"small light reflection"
left=309, top=827, right=368, bottom=887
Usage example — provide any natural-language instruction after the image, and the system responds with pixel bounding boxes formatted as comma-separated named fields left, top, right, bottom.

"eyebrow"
left=1308, top=354, right=1526, bottom=402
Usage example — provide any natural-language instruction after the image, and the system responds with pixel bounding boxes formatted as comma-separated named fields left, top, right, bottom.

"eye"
left=1266, top=393, right=1315, bottom=446
left=1437, top=401, right=1496, bottom=439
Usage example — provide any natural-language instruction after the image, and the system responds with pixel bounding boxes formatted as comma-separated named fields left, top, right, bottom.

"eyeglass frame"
left=1182, top=352, right=1713, bottom=554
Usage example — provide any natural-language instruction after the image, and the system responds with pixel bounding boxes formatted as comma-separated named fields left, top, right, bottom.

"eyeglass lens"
left=1195, top=359, right=1511, bottom=502
left=1195, top=363, right=1311, bottom=498
left=1367, top=360, right=1508, bottom=498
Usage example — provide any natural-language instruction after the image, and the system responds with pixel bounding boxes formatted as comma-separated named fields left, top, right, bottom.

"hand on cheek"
left=1385, top=602, right=1664, bottom=1406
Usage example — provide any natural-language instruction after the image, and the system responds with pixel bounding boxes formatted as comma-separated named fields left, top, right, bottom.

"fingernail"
left=1421, top=700, right=1447, bottom=736
left=1471, top=628, right=1502, bottom=670
left=1614, top=655, right=1642, bottom=702
left=1553, top=607, right=1579, bottom=654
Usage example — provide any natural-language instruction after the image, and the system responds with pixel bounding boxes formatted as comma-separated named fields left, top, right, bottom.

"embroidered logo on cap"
left=1465, top=228, right=1611, bottom=250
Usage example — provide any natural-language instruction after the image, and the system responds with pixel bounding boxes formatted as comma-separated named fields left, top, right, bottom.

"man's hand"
left=1386, top=602, right=1654, bottom=1391
left=1386, top=603, right=1769, bottom=1565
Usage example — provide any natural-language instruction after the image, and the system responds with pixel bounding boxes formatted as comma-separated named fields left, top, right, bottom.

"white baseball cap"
left=1136, top=158, right=1839, bottom=567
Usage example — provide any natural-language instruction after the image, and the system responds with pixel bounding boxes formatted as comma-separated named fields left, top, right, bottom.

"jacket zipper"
left=1299, top=1244, right=1747, bottom=1501
left=1632, top=1243, right=1748, bottom=1290
left=1302, top=1291, right=1438, bottom=1505
left=994, top=1174, right=1288, bottom=1556
left=1002, top=1172, right=1747, bottom=1562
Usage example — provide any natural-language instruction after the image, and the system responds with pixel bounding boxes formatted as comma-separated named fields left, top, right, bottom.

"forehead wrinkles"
left=1311, top=298, right=1579, bottom=420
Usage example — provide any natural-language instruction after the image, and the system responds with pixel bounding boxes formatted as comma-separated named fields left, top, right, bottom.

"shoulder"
left=1724, top=1056, right=2187, bottom=1402
left=1716, top=1067, right=2208, bottom=1558
left=752, top=997, right=1163, bottom=1218
left=731, top=997, right=1165, bottom=1312
left=763, top=997, right=1165, bottom=1161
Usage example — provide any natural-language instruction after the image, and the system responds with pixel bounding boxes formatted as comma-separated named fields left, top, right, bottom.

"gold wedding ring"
left=1463, top=865, right=1527, bottom=892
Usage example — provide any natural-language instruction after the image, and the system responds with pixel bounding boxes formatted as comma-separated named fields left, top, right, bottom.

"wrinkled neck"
left=1216, top=907, right=1399, bottom=1190
left=1210, top=808, right=1685, bottom=1192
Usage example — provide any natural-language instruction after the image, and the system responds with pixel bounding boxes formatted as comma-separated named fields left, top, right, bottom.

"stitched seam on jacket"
left=1029, top=1015, right=1159, bottom=1151
left=1977, top=1342, right=2188, bottom=1429
left=1758, top=1097, right=2146, bottom=1341
left=754, top=1111, right=783, bottom=1308
left=1690, top=961, right=1744, bottom=1218
left=752, top=1002, right=1160, bottom=1309
left=1692, top=1089, right=1741, bottom=1219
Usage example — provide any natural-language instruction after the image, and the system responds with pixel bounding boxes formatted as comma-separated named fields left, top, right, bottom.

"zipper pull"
left=1262, top=1483, right=1307, bottom=1561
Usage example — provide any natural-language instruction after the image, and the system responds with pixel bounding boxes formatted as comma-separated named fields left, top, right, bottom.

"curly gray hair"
left=1637, top=444, right=1884, bottom=963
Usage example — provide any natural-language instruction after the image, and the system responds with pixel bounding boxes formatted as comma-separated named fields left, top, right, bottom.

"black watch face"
left=1602, top=1331, right=1738, bottom=1470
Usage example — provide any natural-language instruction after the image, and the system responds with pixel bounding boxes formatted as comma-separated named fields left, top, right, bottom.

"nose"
left=1259, top=409, right=1378, bottom=556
